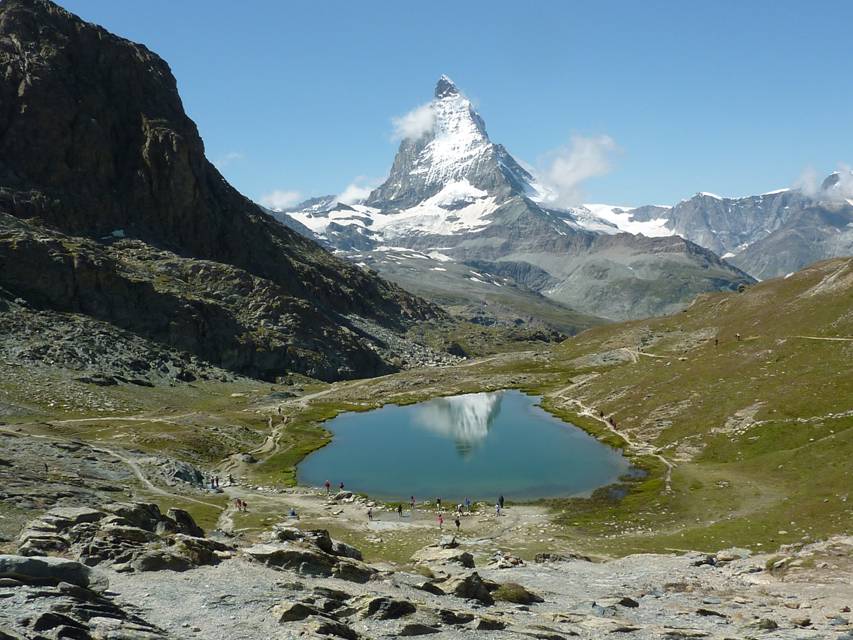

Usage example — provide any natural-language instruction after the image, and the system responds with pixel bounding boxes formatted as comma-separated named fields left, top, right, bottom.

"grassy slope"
left=2, top=258, right=849, bottom=557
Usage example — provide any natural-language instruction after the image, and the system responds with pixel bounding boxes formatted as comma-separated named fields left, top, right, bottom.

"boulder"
left=360, top=596, right=416, bottom=620
left=166, top=508, right=204, bottom=537
left=439, top=609, right=475, bottom=625
left=442, top=572, right=496, bottom=605
left=306, top=616, right=358, bottom=640
left=475, top=617, right=506, bottom=630
left=399, top=623, right=440, bottom=636
left=171, top=534, right=231, bottom=566
left=274, top=602, right=324, bottom=623
left=331, top=540, right=363, bottom=561
left=333, top=558, right=377, bottom=583
left=130, top=550, right=193, bottom=572
left=492, top=582, right=544, bottom=605
left=243, top=543, right=335, bottom=577
left=101, top=503, right=166, bottom=532
left=411, top=546, right=475, bottom=569
left=0, top=554, right=107, bottom=591
left=438, top=535, right=459, bottom=549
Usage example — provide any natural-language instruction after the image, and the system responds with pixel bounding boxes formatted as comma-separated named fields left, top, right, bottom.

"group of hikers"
left=205, top=474, right=234, bottom=490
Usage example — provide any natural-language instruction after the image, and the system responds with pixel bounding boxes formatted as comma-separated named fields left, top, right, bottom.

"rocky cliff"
left=0, top=0, right=443, bottom=381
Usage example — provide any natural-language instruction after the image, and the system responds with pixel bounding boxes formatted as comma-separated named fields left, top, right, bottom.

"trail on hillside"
left=794, top=335, right=853, bottom=342
left=548, top=385, right=675, bottom=493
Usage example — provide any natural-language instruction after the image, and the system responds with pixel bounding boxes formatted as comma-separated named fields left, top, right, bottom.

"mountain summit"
left=365, top=75, right=539, bottom=210
left=279, top=77, right=752, bottom=322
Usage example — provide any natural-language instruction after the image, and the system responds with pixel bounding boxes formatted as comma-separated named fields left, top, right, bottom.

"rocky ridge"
left=0, top=0, right=444, bottom=382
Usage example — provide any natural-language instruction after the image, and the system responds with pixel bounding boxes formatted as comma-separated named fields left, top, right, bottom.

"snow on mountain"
left=568, top=203, right=673, bottom=237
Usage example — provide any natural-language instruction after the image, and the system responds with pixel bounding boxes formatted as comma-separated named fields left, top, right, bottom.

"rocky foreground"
left=2, top=502, right=852, bottom=639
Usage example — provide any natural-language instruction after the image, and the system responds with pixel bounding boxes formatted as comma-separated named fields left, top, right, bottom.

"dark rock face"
left=0, top=0, right=441, bottom=381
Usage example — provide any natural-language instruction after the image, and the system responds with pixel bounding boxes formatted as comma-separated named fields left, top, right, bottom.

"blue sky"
left=62, top=0, right=853, bottom=206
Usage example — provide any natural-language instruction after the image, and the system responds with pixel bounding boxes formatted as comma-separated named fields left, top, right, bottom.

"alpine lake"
left=298, top=390, right=632, bottom=502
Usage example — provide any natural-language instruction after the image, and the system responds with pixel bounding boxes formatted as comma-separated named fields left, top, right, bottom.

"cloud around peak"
left=537, top=134, right=619, bottom=208
left=391, top=102, right=436, bottom=141
left=259, top=189, right=303, bottom=211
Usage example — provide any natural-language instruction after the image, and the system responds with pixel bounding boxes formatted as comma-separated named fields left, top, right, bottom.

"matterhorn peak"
left=435, top=74, right=459, bottom=99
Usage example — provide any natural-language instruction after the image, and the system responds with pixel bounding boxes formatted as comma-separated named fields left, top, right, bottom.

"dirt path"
left=548, top=385, right=675, bottom=493
left=794, top=335, right=853, bottom=342
left=620, top=348, right=667, bottom=363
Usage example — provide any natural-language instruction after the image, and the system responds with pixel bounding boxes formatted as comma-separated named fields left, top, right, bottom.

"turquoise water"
left=298, top=390, right=630, bottom=502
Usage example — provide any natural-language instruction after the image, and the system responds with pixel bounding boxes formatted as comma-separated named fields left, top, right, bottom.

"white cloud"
left=538, top=135, right=618, bottom=208
left=336, top=177, right=378, bottom=205
left=260, top=189, right=303, bottom=211
left=213, top=151, right=246, bottom=170
left=391, top=103, right=436, bottom=141
left=793, top=166, right=821, bottom=197
left=794, top=163, right=853, bottom=202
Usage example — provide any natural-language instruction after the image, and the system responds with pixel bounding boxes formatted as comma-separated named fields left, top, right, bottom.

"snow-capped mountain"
left=270, top=76, right=753, bottom=322
left=573, top=177, right=853, bottom=281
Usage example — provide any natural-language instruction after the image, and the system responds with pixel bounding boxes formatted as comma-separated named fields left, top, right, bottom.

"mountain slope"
left=277, top=77, right=752, bottom=322
left=0, top=0, right=443, bottom=381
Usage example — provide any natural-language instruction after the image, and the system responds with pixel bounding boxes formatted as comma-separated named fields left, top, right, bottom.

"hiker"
left=324, top=480, right=331, bottom=494
left=227, top=473, right=234, bottom=485
left=455, top=503, right=463, bottom=515
left=736, top=332, right=741, bottom=341
left=397, top=504, right=403, bottom=518
left=339, top=481, right=345, bottom=491
left=289, top=507, right=298, bottom=519
left=499, top=495, right=505, bottom=509
left=714, top=337, right=719, bottom=347
left=410, top=496, right=416, bottom=510
left=367, top=508, right=373, bottom=521
left=277, top=406, right=282, bottom=415
left=465, top=497, right=471, bottom=512
left=436, top=497, right=442, bottom=510
left=234, top=498, right=241, bottom=511
left=454, top=517, right=461, bottom=531
left=495, top=502, right=501, bottom=516
left=438, top=513, right=444, bottom=529
left=599, top=410, right=604, bottom=418
left=242, top=500, right=249, bottom=512
left=214, top=476, right=219, bottom=488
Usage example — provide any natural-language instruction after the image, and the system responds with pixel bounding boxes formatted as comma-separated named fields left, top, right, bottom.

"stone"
left=274, top=602, right=323, bottom=623
left=493, top=582, right=544, bottom=605
left=756, top=618, right=778, bottom=630
left=414, top=581, right=446, bottom=596
left=438, top=609, right=475, bottom=625
left=306, top=616, right=358, bottom=640
left=534, top=552, right=591, bottom=563
left=243, top=544, right=335, bottom=576
left=442, top=572, right=496, bottom=605
left=171, top=534, right=231, bottom=566
left=399, top=623, right=440, bottom=635
left=333, top=558, right=377, bottom=583
left=360, top=596, right=416, bottom=620
left=475, top=617, right=506, bottom=630
left=0, top=555, right=107, bottom=591
left=411, top=546, right=475, bottom=569
left=130, top=550, right=193, bottom=572
left=331, top=540, right=363, bottom=561
left=166, top=508, right=204, bottom=537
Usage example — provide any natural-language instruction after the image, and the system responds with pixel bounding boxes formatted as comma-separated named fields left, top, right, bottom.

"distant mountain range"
left=273, top=76, right=755, bottom=322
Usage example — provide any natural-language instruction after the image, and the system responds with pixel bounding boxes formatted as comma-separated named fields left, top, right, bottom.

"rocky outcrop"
left=0, top=555, right=168, bottom=639
left=17, top=502, right=232, bottom=572
left=244, top=526, right=377, bottom=583
left=0, top=0, right=443, bottom=382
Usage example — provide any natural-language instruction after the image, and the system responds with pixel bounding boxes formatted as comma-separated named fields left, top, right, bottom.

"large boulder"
left=332, top=558, right=377, bottom=583
left=167, top=508, right=205, bottom=537
left=359, top=596, right=416, bottom=620
left=0, top=554, right=107, bottom=591
left=441, top=572, right=497, bottom=605
left=411, top=545, right=475, bottom=569
left=130, top=550, right=193, bottom=573
left=243, top=543, right=336, bottom=577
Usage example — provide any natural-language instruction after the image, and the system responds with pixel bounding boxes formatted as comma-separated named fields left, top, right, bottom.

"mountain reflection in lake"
left=298, top=390, right=631, bottom=501
left=412, top=392, right=502, bottom=457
